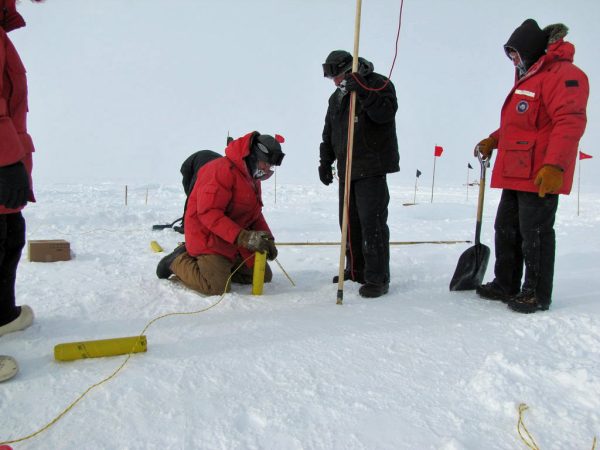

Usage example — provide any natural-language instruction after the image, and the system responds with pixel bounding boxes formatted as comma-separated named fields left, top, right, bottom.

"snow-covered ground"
left=1, top=180, right=599, bottom=449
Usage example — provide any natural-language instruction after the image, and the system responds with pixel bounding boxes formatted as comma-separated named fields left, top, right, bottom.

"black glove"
left=0, top=162, right=29, bottom=209
left=318, top=164, right=333, bottom=185
left=265, top=238, right=278, bottom=261
left=344, top=73, right=368, bottom=98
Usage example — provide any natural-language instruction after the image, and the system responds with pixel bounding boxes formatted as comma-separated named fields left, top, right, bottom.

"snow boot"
left=476, top=281, right=518, bottom=303
left=508, top=291, right=550, bottom=313
left=156, top=244, right=187, bottom=279
left=0, top=305, right=34, bottom=337
left=359, top=282, right=389, bottom=298
left=332, top=269, right=365, bottom=284
left=0, top=355, right=18, bottom=382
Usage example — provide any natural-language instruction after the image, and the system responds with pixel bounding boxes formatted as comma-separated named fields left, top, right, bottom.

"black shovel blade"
left=449, top=243, right=491, bottom=291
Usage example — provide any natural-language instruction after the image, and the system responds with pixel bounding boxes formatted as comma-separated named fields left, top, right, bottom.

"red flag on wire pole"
left=431, top=145, right=443, bottom=202
left=577, top=151, right=593, bottom=216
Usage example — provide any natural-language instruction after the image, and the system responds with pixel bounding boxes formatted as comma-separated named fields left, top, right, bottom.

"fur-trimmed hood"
left=504, top=20, right=574, bottom=72
left=544, top=23, right=575, bottom=65
left=544, top=23, right=569, bottom=44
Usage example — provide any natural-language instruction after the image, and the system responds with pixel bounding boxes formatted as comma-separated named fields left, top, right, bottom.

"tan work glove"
left=236, top=229, right=271, bottom=254
left=534, top=165, right=563, bottom=197
left=474, top=136, right=498, bottom=159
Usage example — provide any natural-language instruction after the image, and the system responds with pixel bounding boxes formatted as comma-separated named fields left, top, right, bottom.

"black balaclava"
left=504, top=19, right=549, bottom=77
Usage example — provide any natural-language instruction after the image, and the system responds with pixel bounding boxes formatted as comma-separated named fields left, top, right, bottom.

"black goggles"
left=322, top=62, right=350, bottom=79
left=255, top=142, right=285, bottom=166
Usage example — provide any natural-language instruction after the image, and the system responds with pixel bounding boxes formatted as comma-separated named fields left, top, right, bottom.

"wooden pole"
left=125, top=185, right=128, bottom=206
left=145, top=188, right=149, bottom=206
left=278, top=240, right=471, bottom=246
left=336, top=0, right=362, bottom=305
left=577, top=156, right=581, bottom=216
left=430, top=155, right=437, bottom=203
left=413, top=175, right=418, bottom=204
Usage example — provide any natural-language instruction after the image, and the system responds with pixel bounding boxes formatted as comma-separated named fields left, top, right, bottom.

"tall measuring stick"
left=336, top=0, right=363, bottom=305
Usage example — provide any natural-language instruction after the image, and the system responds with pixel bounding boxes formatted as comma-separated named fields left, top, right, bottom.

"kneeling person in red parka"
left=156, top=132, right=284, bottom=295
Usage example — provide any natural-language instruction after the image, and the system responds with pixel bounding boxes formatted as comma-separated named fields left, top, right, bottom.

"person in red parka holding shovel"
left=475, top=19, right=588, bottom=313
left=0, top=0, right=43, bottom=382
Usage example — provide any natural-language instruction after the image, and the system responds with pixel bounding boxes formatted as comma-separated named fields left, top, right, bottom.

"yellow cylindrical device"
left=54, top=335, right=147, bottom=362
left=150, top=240, right=163, bottom=253
left=252, top=251, right=267, bottom=295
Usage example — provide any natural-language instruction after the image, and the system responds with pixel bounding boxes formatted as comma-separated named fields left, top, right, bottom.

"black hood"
left=323, top=49, right=374, bottom=78
left=356, top=57, right=374, bottom=77
left=504, top=19, right=548, bottom=70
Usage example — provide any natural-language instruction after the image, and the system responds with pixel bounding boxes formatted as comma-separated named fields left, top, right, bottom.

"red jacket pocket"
left=501, top=139, right=535, bottom=179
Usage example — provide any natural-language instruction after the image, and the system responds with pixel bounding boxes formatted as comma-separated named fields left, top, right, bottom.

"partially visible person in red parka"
left=156, top=131, right=284, bottom=296
left=0, top=0, right=42, bottom=339
left=474, top=19, right=589, bottom=313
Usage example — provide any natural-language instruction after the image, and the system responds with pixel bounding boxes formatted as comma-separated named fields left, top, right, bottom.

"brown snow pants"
left=170, top=252, right=272, bottom=296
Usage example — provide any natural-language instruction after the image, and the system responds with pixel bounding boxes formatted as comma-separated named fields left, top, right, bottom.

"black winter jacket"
left=319, top=61, right=400, bottom=181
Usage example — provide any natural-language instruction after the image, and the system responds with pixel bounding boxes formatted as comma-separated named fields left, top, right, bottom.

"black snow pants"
left=339, top=175, right=390, bottom=285
left=0, top=212, right=25, bottom=326
left=492, top=189, right=558, bottom=306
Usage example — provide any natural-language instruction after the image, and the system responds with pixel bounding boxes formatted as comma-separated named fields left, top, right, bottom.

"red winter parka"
left=184, top=132, right=272, bottom=267
left=489, top=36, right=588, bottom=194
left=0, top=4, right=35, bottom=214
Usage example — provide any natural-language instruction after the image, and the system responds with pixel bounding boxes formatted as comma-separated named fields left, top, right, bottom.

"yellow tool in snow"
left=150, top=240, right=163, bottom=252
left=54, top=336, right=147, bottom=361
left=252, top=251, right=267, bottom=295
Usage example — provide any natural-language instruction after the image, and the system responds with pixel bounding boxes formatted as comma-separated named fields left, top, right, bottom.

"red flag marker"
left=434, top=145, right=444, bottom=157
left=579, top=151, right=593, bottom=160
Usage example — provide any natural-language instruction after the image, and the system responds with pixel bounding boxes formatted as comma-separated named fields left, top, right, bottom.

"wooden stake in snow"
left=336, top=0, right=363, bottom=305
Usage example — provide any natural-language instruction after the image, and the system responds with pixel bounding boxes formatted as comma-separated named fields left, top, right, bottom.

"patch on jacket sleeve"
left=565, top=80, right=579, bottom=87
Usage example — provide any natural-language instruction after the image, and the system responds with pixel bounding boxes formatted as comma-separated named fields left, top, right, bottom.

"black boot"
left=476, top=281, right=518, bottom=303
left=508, top=291, right=550, bottom=313
left=332, top=269, right=365, bottom=284
left=359, top=282, right=389, bottom=298
left=156, top=244, right=187, bottom=279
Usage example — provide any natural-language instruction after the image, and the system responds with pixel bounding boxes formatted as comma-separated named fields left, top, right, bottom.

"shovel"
left=449, top=152, right=491, bottom=290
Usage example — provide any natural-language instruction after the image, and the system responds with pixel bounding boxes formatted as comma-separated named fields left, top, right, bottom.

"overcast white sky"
left=11, top=0, right=600, bottom=187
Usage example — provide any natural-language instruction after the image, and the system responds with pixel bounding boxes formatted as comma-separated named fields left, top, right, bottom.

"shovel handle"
left=474, top=153, right=490, bottom=245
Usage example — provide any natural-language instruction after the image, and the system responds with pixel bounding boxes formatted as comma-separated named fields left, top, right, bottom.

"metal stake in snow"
left=336, top=0, right=363, bottom=305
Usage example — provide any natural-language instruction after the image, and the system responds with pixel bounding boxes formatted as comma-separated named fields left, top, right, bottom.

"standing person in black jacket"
left=319, top=50, right=400, bottom=298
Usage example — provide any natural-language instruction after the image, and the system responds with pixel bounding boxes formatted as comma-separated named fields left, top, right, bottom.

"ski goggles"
left=255, top=142, right=285, bottom=166
left=322, top=61, right=351, bottom=79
